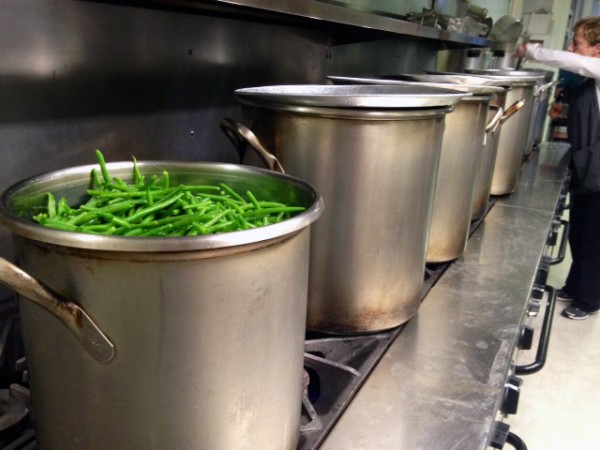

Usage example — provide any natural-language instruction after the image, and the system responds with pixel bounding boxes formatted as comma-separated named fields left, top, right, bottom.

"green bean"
left=146, top=188, right=154, bottom=206
left=133, top=156, right=143, bottom=184
left=46, top=193, right=57, bottom=218
left=107, top=180, right=136, bottom=193
left=90, top=169, right=102, bottom=189
left=246, top=190, right=261, bottom=210
left=123, top=191, right=184, bottom=223
left=243, top=206, right=305, bottom=219
left=43, top=221, right=79, bottom=232
left=138, top=223, right=174, bottom=237
left=97, top=213, right=132, bottom=228
left=219, top=183, right=246, bottom=203
left=95, top=149, right=111, bottom=183
left=57, top=198, right=72, bottom=216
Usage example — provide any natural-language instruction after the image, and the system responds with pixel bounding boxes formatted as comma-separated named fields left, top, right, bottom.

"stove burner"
left=299, top=331, right=402, bottom=449
left=0, top=388, right=34, bottom=450
left=0, top=389, right=28, bottom=433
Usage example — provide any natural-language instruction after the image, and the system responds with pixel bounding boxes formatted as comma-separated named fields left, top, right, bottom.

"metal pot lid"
left=399, top=73, right=510, bottom=88
left=466, top=69, right=545, bottom=82
left=327, top=76, right=501, bottom=96
left=235, top=84, right=468, bottom=109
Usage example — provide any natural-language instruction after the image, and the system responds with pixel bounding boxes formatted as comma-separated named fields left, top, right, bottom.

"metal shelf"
left=124, top=0, right=494, bottom=47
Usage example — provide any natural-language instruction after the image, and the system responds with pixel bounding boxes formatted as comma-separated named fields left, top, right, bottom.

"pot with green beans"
left=0, top=152, right=323, bottom=450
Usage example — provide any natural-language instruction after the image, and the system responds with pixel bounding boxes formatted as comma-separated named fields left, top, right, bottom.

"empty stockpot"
left=225, top=84, right=467, bottom=333
left=467, top=69, right=545, bottom=195
left=331, top=77, right=510, bottom=262
left=397, top=73, right=526, bottom=219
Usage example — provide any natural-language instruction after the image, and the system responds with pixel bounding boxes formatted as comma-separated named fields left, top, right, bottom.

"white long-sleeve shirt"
left=525, top=43, right=600, bottom=107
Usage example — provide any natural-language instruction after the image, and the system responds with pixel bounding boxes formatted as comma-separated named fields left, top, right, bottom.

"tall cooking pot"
left=480, top=69, right=555, bottom=157
left=466, top=69, right=545, bottom=195
left=226, top=84, right=466, bottom=333
left=396, top=73, right=525, bottom=220
left=327, top=76, right=504, bottom=262
left=521, top=69, right=557, bottom=148
left=410, top=72, right=526, bottom=214
left=472, top=98, right=526, bottom=219
left=0, top=161, right=323, bottom=450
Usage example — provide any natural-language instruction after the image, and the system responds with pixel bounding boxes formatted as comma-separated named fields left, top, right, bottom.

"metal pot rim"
left=0, top=161, right=324, bottom=252
left=465, top=69, right=545, bottom=84
left=235, top=84, right=467, bottom=108
left=328, top=76, right=504, bottom=96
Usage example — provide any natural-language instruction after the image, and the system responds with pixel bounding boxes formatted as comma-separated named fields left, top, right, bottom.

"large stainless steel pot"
left=227, top=84, right=466, bottom=333
left=327, top=76, right=504, bottom=262
left=521, top=69, right=557, bottom=149
left=467, top=69, right=545, bottom=195
left=425, top=85, right=503, bottom=262
left=472, top=98, right=525, bottom=219
left=0, top=161, right=323, bottom=450
left=397, top=73, right=525, bottom=220
left=487, top=70, right=555, bottom=158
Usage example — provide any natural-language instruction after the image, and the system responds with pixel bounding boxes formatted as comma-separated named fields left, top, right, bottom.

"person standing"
left=548, top=69, right=585, bottom=140
left=517, top=17, right=600, bottom=319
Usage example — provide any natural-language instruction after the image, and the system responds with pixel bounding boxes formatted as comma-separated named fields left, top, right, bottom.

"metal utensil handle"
left=486, top=104, right=505, bottom=135
left=535, top=80, right=559, bottom=97
left=220, top=118, right=286, bottom=174
left=515, top=285, right=556, bottom=375
left=506, top=431, right=528, bottom=450
left=548, top=219, right=569, bottom=265
left=500, top=98, right=526, bottom=124
left=0, top=257, right=115, bottom=363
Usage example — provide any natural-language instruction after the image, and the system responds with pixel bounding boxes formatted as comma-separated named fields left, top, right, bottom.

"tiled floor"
left=507, top=210, right=600, bottom=449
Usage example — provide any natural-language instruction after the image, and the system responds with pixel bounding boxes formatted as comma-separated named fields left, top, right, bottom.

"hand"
left=549, top=102, right=564, bottom=120
left=516, top=43, right=527, bottom=58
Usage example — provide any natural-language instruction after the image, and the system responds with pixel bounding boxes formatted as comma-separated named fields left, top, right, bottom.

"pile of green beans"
left=32, top=150, right=305, bottom=237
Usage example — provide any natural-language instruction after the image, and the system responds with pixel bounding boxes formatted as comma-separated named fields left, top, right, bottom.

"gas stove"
left=0, top=198, right=519, bottom=450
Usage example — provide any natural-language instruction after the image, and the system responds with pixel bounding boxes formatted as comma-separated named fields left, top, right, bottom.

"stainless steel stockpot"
left=472, top=97, right=525, bottom=219
left=425, top=85, right=501, bottom=262
left=471, top=69, right=555, bottom=158
left=229, top=84, right=466, bottom=333
left=407, top=72, right=527, bottom=214
left=522, top=69, right=557, bottom=150
left=327, top=76, right=503, bottom=263
left=380, top=73, right=515, bottom=219
left=467, top=70, right=545, bottom=195
left=396, top=82, right=504, bottom=262
left=0, top=162, right=323, bottom=450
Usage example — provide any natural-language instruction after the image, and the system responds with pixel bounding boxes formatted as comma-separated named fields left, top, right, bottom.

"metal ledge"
left=103, top=0, right=494, bottom=47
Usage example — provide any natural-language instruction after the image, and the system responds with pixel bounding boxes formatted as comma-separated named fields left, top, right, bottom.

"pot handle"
left=500, top=98, right=526, bottom=125
left=535, top=80, right=559, bottom=97
left=220, top=118, right=286, bottom=174
left=0, top=257, right=115, bottom=364
left=485, top=104, right=505, bottom=135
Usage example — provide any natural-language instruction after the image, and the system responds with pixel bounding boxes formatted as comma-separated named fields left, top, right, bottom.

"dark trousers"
left=564, top=191, right=600, bottom=311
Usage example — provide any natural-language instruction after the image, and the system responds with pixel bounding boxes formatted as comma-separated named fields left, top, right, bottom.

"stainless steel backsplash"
left=0, top=0, right=437, bottom=299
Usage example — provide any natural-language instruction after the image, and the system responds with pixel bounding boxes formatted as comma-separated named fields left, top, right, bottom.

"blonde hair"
left=574, top=17, right=600, bottom=46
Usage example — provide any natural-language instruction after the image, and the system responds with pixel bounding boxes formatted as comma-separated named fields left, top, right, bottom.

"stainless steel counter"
left=320, top=142, right=570, bottom=450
